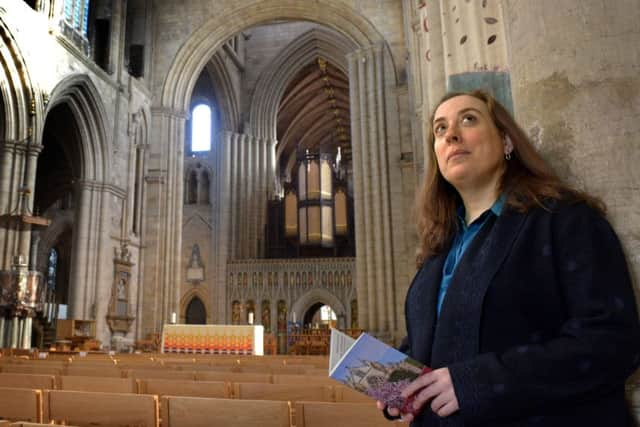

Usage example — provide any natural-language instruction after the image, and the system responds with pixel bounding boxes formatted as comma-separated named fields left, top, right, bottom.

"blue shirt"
left=436, top=195, right=506, bottom=317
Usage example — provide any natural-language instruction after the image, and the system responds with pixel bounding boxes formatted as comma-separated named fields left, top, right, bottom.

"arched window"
left=47, top=248, right=58, bottom=290
left=191, top=104, right=212, bottom=152
left=63, top=0, right=90, bottom=36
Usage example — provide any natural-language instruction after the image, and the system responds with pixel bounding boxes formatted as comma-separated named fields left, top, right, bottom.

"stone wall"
left=503, top=0, right=640, bottom=299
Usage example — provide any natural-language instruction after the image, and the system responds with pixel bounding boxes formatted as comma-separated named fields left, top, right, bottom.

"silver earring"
left=505, top=152, right=512, bottom=161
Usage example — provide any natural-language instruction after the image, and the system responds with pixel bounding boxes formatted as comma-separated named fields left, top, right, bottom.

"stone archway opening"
left=303, top=302, right=337, bottom=330
left=155, top=0, right=400, bottom=335
left=185, top=296, right=207, bottom=324
left=35, top=103, right=83, bottom=316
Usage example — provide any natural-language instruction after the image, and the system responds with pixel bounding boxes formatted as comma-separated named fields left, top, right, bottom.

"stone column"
left=29, top=231, right=40, bottom=270
left=229, top=133, right=239, bottom=259
left=17, top=144, right=43, bottom=267
left=69, top=182, right=92, bottom=319
left=212, top=131, right=234, bottom=323
left=10, top=316, right=19, bottom=348
left=143, top=108, right=185, bottom=331
left=93, top=188, right=111, bottom=343
left=347, top=44, right=398, bottom=336
left=0, top=317, right=5, bottom=347
left=245, top=135, right=254, bottom=258
left=236, top=135, right=245, bottom=259
left=20, top=316, right=32, bottom=349
left=0, top=142, right=16, bottom=269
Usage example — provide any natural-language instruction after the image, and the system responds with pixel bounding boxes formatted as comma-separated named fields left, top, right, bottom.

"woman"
left=380, top=90, right=640, bottom=426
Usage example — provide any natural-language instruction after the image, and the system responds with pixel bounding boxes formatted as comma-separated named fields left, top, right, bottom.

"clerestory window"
left=191, top=104, right=212, bottom=153
left=63, top=0, right=90, bottom=36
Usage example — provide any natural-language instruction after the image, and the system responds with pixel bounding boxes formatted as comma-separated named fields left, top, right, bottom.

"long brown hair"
left=414, top=90, right=604, bottom=266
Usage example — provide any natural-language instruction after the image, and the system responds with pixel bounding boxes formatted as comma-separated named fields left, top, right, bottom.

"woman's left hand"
left=400, top=367, right=460, bottom=421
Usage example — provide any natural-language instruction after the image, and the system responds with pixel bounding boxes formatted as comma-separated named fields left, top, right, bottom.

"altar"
left=161, top=324, right=264, bottom=355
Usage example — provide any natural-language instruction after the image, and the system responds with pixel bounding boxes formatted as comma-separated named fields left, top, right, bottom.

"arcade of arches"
left=0, top=0, right=638, bottom=362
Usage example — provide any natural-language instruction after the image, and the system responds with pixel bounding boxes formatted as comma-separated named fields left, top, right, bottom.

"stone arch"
left=156, top=1, right=402, bottom=333
left=160, top=0, right=391, bottom=112
left=45, top=74, right=110, bottom=182
left=180, top=288, right=210, bottom=323
left=290, top=288, right=346, bottom=326
left=205, top=54, right=240, bottom=132
left=0, top=14, right=41, bottom=142
left=249, top=27, right=357, bottom=142
left=42, top=74, right=111, bottom=322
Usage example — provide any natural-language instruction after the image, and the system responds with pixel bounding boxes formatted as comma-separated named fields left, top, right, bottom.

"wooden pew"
left=0, top=388, right=42, bottom=423
left=293, top=401, right=389, bottom=427
left=160, top=396, right=289, bottom=427
left=57, top=376, right=136, bottom=393
left=238, top=364, right=314, bottom=375
left=44, top=390, right=158, bottom=427
left=64, top=366, right=122, bottom=377
left=272, top=374, right=334, bottom=386
left=125, top=369, right=195, bottom=381
left=0, top=366, right=62, bottom=376
left=0, top=373, right=55, bottom=390
left=232, top=382, right=333, bottom=402
left=195, top=371, right=271, bottom=383
left=333, top=385, right=372, bottom=403
left=138, top=379, right=230, bottom=398
left=9, top=423, right=80, bottom=427
left=304, top=368, right=331, bottom=376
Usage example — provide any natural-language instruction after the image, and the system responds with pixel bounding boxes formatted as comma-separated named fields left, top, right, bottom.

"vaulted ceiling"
left=276, top=58, right=351, bottom=175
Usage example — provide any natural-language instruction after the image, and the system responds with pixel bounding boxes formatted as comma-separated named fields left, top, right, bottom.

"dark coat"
left=404, top=201, right=640, bottom=427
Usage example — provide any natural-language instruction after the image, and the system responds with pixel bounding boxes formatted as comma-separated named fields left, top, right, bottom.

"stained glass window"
left=47, top=248, right=58, bottom=290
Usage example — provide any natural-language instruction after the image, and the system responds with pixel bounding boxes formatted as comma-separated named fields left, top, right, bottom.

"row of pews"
left=0, top=352, right=389, bottom=427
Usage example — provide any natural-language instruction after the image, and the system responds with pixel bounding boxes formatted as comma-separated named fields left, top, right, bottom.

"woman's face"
left=432, top=95, right=506, bottom=192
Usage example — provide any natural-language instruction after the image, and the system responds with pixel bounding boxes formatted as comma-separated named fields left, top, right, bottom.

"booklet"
left=328, top=329, right=431, bottom=415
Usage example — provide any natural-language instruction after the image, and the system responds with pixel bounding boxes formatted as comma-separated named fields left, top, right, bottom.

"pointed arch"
left=205, top=54, right=240, bottom=132
left=0, top=12, right=41, bottom=142
left=160, top=0, right=391, bottom=113
left=185, top=296, right=207, bottom=324
left=250, top=27, right=356, bottom=142
left=46, top=74, right=110, bottom=182
left=180, top=288, right=210, bottom=323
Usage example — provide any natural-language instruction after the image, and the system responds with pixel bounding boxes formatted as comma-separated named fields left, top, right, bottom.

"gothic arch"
left=205, top=54, right=240, bottom=132
left=160, top=0, right=390, bottom=112
left=290, top=288, right=346, bottom=326
left=46, top=74, right=110, bottom=182
left=0, top=13, right=42, bottom=142
left=180, top=288, right=210, bottom=323
left=132, top=106, right=151, bottom=149
left=250, top=27, right=356, bottom=143
left=155, top=1, right=403, bottom=332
